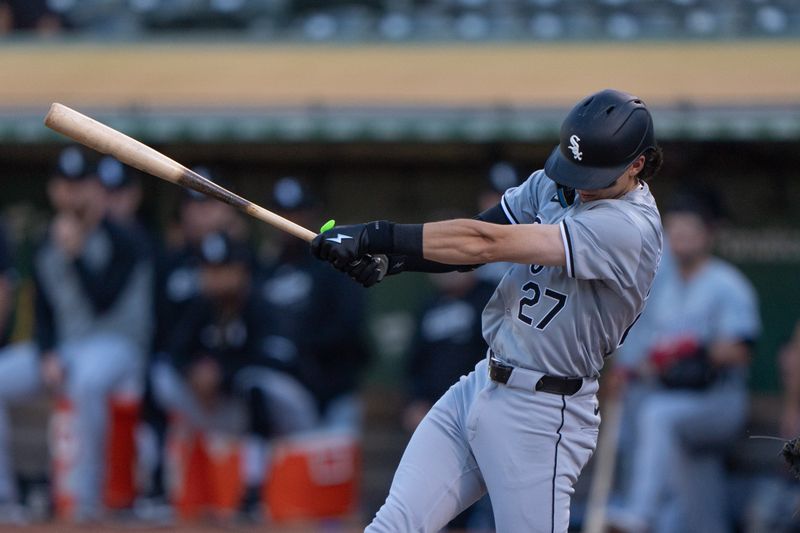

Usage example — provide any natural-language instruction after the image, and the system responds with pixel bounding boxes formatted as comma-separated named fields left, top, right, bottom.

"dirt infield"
left=1, top=41, right=799, bottom=108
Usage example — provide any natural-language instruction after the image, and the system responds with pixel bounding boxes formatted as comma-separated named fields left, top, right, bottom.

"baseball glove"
left=782, top=437, right=800, bottom=479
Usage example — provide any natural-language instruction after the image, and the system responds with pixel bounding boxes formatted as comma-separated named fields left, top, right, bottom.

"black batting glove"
left=311, top=221, right=393, bottom=270
left=311, top=223, right=368, bottom=270
left=346, top=254, right=388, bottom=288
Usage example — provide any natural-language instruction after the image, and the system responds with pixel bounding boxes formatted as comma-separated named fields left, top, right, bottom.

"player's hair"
left=637, top=145, right=663, bottom=181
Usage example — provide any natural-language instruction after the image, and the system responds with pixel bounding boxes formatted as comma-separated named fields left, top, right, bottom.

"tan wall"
left=1, top=41, right=799, bottom=109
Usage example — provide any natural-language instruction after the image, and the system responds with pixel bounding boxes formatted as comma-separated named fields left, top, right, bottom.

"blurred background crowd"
left=2, top=0, right=800, bottom=40
left=0, top=1, right=799, bottom=532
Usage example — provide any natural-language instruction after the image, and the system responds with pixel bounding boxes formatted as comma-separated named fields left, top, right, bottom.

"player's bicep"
left=493, top=223, right=566, bottom=266
left=422, top=219, right=562, bottom=266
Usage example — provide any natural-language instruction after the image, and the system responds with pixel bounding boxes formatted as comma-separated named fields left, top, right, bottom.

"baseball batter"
left=312, top=89, right=664, bottom=532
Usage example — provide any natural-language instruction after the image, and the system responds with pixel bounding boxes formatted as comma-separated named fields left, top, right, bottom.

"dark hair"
left=637, top=145, right=663, bottom=181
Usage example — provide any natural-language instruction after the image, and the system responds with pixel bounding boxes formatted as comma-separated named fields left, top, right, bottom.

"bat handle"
left=247, top=204, right=317, bottom=242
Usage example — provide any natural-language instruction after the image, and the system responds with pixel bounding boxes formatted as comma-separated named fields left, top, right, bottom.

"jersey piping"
left=551, top=395, right=567, bottom=533
left=559, top=220, right=575, bottom=279
left=501, top=196, right=520, bottom=225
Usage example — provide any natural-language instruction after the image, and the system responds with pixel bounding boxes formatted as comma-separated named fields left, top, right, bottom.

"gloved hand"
left=346, top=254, right=388, bottom=288
left=783, top=437, right=800, bottom=479
left=648, top=336, right=704, bottom=373
left=310, top=222, right=392, bottom=287
left=648, top=336, right=715, bottom=390
left=311, top=223, right=373, bottom=270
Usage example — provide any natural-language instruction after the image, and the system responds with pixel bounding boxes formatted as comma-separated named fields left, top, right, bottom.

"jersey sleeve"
left=714, top=271, right=761, bottom=342
left=500, top=170, right=549, bottom=225
left=560, top=204, right=644, bottom=287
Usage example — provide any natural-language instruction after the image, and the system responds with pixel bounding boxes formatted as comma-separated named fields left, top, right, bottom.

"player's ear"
left=629, top=155, right=646, bottom=178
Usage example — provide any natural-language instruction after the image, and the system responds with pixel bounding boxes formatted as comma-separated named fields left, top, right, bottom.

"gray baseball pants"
left=151, top=361, right=319, bottom=436
left=367, top=358, right=600, bottom=533
left=0, top=335, right=142, bottom=516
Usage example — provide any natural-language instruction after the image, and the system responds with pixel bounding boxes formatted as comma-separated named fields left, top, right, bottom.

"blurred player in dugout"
left=151, top=230, right=318, bottom=501
left=97, top=155, right=159, bottom=257
left=607, top=190, right=760, bottom=533
left=145, top=167, right=245, bottom=466
left=152, top=167, right=247, bottom=356
left=146, top=168, right=280, bottom=501
left=0, top=146, right=154, bottom=521
left=258, top=177, right=371, bottom=432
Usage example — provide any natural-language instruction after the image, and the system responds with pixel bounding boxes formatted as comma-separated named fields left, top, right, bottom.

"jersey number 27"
left=517, top=281, right=567, bottom=330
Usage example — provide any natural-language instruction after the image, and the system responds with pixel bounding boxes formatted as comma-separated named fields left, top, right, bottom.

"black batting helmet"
left=545, top=89, right=656, bottom=191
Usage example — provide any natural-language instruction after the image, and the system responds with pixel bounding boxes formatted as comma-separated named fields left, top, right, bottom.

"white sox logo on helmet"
left=568, top=135, right=582, bottom=161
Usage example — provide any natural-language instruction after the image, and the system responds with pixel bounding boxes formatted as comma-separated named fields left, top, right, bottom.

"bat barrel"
left=45, top=103, right=184, bottom=183
left=44, top=103, right=317, bottom=243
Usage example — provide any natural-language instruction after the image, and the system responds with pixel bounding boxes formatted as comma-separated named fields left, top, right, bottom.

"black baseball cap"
left=53, top=146, right=96, bottom=181
left=270, top=177, right=317, bottom=212
left=97, top=156, right=134, bottom=190
left=544, top=89, right=656, bottom=190
left=487, top=162, right=519, bottom=194
left=663, top=188, right=725, bottom=225
left=199, top=232, right=252, bottom=266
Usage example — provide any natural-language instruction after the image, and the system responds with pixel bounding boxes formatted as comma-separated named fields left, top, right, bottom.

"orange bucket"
left=50, top=395, right=140, bottom=519
left=165, top=422, right=243, bottom=520
left=265, top=433, right=360, bottom=522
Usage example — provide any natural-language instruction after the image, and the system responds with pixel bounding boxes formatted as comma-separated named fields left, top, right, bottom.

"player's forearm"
left=708, top=340, right=751, bottom=367
left=386, top=254, right=464, bottom=275
left=422, top=219, right=566, bottom=266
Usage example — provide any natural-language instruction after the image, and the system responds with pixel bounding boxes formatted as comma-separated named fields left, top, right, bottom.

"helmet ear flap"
left=557, top=185, right=576, bottom=208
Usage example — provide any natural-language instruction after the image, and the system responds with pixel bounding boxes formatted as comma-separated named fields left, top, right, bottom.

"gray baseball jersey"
left=367, top=171, right=662, bottom=533
left=482, top=170, right=663, bottom=378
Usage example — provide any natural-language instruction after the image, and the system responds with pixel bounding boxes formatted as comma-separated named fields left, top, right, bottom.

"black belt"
left=488, top=356, right=584, bottom=396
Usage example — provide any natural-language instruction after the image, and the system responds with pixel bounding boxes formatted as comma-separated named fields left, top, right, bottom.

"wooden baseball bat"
left=43, top=103, right=316, bottom=242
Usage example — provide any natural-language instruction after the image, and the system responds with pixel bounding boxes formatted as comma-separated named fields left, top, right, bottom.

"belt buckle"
left=488, top=356, right=513, bottom=384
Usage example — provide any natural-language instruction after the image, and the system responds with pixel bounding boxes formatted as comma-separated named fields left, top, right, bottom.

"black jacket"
left=408, top=280, right=496, bottom=404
